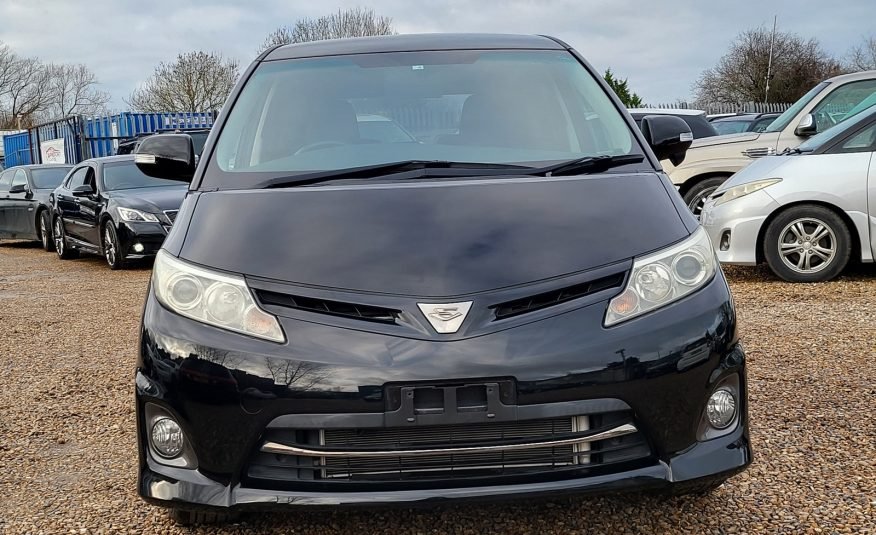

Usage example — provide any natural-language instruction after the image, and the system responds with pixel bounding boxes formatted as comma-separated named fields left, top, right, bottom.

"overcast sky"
left=0, top=0, right=872, bottom=109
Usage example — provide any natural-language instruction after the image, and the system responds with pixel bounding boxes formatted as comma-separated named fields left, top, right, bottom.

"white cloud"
left=0, top=0, right=871, bottom=109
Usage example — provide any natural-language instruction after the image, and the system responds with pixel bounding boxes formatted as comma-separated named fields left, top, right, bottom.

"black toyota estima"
left=133, top=34, right=750, bottom=524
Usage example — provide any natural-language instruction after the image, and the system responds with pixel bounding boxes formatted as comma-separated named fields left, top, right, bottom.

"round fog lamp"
left=706, top=388, right=737, bottom=429
left=151, top=417, right=184, bottom=458
left=133, top=243, right=145, bottom=253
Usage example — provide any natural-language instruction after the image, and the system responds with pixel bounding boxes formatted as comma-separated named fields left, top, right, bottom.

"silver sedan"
left=701, top=106, right=876, bottom=282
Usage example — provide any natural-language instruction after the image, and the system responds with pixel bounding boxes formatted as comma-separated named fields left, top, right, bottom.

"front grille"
left=163, top=210, right=178, bottom=224
left=492, top=273, right=625, bottom=320
left=255, top=290, right=399, bottom=323
left=246, top=411, right=651, bottom=485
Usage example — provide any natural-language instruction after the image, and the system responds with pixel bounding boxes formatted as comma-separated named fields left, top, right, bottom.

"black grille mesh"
left=493, top=273, right=625, bottom=319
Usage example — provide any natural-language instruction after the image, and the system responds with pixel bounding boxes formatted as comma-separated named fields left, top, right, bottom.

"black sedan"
left=50, top=155, right=186, bottom=269
left=0, top=164, right=73, bottom=250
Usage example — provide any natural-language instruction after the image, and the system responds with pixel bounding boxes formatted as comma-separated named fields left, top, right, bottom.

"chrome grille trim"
left=261, top=423, right=637, bottom=458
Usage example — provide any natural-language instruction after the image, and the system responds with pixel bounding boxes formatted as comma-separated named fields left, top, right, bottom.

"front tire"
left=683, top=177, right=728, bottom=220
left=102, top=223, right=126, bottom=270
left=53, top=217, right=78, bottom=260
left=39, top=211, right=54, bottom=252
left=763, top=205, right=850, bottom=282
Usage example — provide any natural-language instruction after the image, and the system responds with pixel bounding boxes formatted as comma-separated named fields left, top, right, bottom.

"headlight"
left=118, top=207, right=160, bottom=222
left=713, top=178, right=781, bottom=206
left=605, top=227, right=716, bottom=326
left=152, top=250, right=286, bottom=342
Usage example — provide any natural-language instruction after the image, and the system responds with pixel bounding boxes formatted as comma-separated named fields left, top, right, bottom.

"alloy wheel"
left=104, top=227, right=116, bottom=267
left=687, top=186, right=718, bottom=220
left=40, top=215, right=48, bottom=249
left=54, top=219, right=65, bottom=255
left=777, top=217, right=836, bottom=274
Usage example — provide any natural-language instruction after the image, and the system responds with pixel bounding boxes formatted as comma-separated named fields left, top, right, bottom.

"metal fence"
left=643, top=102, right=793, bottom=114
left=2, top=111, right=215, bottom=168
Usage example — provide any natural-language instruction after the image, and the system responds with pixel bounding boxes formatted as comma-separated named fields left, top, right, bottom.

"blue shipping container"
left=3, top=131, right=33, bottom=167
left=1, top=111, right=214, bottom=167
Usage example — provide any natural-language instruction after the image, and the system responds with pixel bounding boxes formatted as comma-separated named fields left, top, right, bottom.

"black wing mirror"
left=71, top=184, right=94, bottom=197
left=640, top=115, right=694, bottom=166
left=9, top=184, right=28, bottom=194
left=794, top=113, right=817, bottom=137
left=134, top=134, right=195, bottom=182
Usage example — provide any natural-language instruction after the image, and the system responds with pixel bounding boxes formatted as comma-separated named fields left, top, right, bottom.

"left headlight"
left=713, top=178, right=781, bottom=206
left=152, top=250, right=286, bottom=343
left=605, top=227, right=716, bottom=326
left=118, top=207, right=159, bottom=222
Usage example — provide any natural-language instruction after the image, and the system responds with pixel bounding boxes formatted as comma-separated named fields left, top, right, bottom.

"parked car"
left=702, top=105, right=876, bottom=282
left=0, top=164, right=73, bottom=250
left=667, top=70, right=876, bottom=218
left=709, top=113, right=781, bottom=135
left=628, top=108, right=719, bottom=139
left=132, top=33, right=749, bottom=525
left=117, top=129, right=211, bottom=157
left=49, top=155, right=186, bottom=269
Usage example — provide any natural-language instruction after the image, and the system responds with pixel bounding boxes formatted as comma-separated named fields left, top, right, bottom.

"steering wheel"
left=294, top=141, right=346, bottom=155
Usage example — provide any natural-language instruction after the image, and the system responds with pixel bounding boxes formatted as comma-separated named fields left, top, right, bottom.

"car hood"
left=107, top=186, right=187, bottom=213
left=179, top=174, right=690, bottom=297
left=690, top=131, right=763, bottom=148
left=714, top=154, right=796, bottom=193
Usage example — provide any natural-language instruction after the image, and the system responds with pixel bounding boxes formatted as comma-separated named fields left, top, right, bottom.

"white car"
left=701, top=106, right=876, bottom=282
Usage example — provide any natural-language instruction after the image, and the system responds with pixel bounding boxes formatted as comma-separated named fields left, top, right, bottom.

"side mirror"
left=794, top=114, right=817, bottom=137
left=9, top=184, right=28, bottom=194
left=134, top=134, right=195, bottom=182
left=71, top=184, right=94, bottom=197
left=640, top=115, right=694, bottom=166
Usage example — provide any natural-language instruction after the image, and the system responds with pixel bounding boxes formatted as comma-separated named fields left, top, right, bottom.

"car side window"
left=810, top=80, right=876, bottom=134
left=837, top=122, right=876, bottom=153
left=0, top=169, right=14, bottom=190
left=66, top=167, right=89, bottom=189
left=11, top=169, right=27, bottom=188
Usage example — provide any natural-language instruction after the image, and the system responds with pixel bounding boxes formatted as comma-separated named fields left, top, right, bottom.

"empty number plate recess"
left=385, top=382, right=516, bottom=426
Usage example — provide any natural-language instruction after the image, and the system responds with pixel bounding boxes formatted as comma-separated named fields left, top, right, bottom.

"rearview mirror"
left=794, top=114, right=817, bottom=137
left=71, top=184, right=94, bottom=197
left=134, top=134, right=195, bottom=182
left=9, top=184, right=28, bottom=194
left=640, top=115, right=693, bottom=166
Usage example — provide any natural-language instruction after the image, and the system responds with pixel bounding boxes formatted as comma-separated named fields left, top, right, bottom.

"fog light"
left=706, top=388, right=737, bottom=429
left=719, top=231, right=731, bottom=251
left=151, top=417, right=184, bottom=458
left=133, top=243, right=145, bottom=253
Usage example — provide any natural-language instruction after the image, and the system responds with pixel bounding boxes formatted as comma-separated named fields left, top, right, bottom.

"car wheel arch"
left=678, top=172, right=733, bottom=198
left=755, top=200, right=862, bottom=264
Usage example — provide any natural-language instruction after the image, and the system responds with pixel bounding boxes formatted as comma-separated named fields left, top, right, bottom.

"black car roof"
left=16, top=163, right=73, bottom=169
left=265, top=33, right=566, bottom=61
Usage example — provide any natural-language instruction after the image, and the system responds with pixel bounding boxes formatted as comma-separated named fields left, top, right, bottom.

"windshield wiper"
left=529, top=154, right=645, bottom=176
left=256, top=160, right=534, bottom=189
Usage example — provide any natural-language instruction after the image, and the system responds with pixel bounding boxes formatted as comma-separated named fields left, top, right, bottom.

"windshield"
left=764, top=82, right=830, bottom=133
left=209, top=50, right=641, bottom=187
left=31, top=167, right=72, bottom=189
left=796, top=105, right=876, bottom=152
left=102, top=161, right=184, bottom=191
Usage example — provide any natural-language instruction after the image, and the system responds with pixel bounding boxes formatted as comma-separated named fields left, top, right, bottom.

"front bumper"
left=117, top=221, right=169, bottom=259
left=136, top=271, right=750, bottom=511
left=701, top=189, right=779, bottom=265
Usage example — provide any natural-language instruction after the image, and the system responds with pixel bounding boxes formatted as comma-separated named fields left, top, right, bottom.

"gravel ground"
left=1, top=240, right=874, bottom=534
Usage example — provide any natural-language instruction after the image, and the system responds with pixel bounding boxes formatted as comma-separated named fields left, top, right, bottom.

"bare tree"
left=44, top=63, right=110, bottom=119
left=127, top=51, right=239, bottom=112
left=695, top=27, right=846, bottom=105
left=258, top=7, right=395, bottom=53
left=1, top=56, right=51, bottom=128
left=845, top=35, right=876, bottom=71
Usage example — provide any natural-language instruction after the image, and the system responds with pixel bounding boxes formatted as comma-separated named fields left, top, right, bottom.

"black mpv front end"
left=134, top=34, right=750, bottom=523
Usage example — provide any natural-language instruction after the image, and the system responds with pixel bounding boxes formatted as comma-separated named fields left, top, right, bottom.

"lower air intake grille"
left=246, top=411, right=651, bottom=485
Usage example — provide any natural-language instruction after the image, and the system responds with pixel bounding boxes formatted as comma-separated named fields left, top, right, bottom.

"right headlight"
left=713, top=178, right=781, bottom=206
left=152, top=250, right=285, bottom=343
left=605, top=227, right=716, bottom=326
